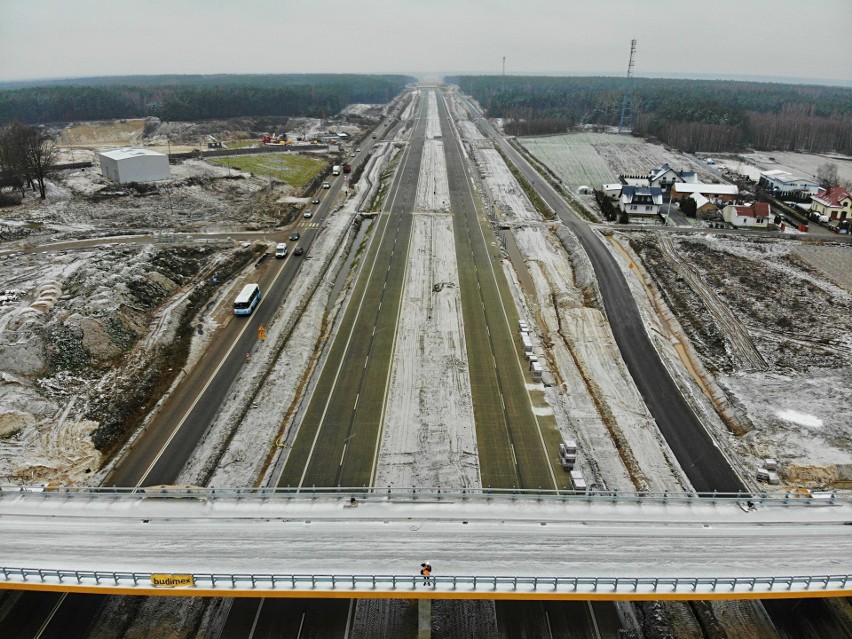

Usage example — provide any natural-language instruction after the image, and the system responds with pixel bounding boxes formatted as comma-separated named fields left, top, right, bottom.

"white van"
left=275, top=242, right=288, bottom=259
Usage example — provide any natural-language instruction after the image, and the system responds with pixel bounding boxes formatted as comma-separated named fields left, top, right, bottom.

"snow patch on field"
left=776, top=409, right=823, bottom=429
left=739, top=151, right=852, bottom=185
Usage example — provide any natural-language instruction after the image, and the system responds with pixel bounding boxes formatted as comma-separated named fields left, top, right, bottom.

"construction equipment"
left=261, top=133, right=288, bottom=146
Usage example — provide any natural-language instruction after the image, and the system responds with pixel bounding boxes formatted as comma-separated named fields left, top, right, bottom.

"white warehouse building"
left=98, top=148, right=170, bottom=184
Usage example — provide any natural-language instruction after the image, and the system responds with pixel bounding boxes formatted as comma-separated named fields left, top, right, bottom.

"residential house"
left=722, top=203, right=771, bottom=228
left=648, top=163, right=683, bottom=190
left=620, top=186, right=663, bottom=220
left=670, top=182, right=739, bottom=202
left=811, top=185, right=852, bottom=221
left=759, top=170, right=820, bottom=196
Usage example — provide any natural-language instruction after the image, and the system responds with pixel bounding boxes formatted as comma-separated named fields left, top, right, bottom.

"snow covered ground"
left=738, top=151, right=852, bottom=185
left=520, top=132, right=716, bottom=190
left=510, top=224, right=684, bottom=491
left=377, top=87, right=479, bottom=490
left=0, top=240, right=241, bottom=485
left=613, top=232, right=852, bottom=488
left=475, top=148, right=539, bottom=222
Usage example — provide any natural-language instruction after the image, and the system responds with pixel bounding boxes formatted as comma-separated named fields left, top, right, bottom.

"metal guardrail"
left=0, top=567, right=848, bottom=596
left=0, top=485, right=843, bottom=506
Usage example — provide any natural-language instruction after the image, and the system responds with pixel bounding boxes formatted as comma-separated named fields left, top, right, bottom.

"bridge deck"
left=1, top=490, right=850, bottom=599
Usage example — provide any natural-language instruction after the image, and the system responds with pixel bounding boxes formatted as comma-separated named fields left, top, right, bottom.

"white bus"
left=233, top=283, right=261, bottom=316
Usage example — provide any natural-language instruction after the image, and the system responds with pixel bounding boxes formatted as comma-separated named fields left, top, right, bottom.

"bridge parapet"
left=1, top=485, right=843, bottom=507
left=1, top=567, right=849, bottom=600
left=1, top=487, right=849, bottom=600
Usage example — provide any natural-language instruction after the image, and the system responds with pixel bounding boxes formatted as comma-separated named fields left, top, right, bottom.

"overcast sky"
left=1, top=0, right=850, bottom=85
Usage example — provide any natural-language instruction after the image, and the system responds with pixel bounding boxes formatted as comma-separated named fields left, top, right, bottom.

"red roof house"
left=812, top=186, right=852, bottom=221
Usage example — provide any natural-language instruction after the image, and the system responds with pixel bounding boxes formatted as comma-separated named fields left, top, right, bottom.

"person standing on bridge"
left=420, top=562, right=432, bottom=586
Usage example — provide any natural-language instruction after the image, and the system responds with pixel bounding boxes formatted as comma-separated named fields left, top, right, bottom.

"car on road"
left=274, top=243, right=288, bottom=259
left=322, top=182, right=330, bottom=189
left=293, top=246, right=304, bottom=256
left=355, top=148, right=360, bottom=152
left=312, top=198, right=320, bottom=204
left=304, top=210, right=313, bottom=219
left=289, top=232, right=300, bottom=241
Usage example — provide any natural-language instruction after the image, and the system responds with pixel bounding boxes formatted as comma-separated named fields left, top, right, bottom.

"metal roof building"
left=98, top=148, right=170, bottom=184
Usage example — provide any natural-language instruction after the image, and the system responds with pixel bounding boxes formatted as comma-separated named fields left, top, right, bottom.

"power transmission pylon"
left=618, top=39, right=637, bottom=133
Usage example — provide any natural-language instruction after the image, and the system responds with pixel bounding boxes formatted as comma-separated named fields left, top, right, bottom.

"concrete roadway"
left=277, top=89, right=427, bottom=489
left=3, top=494, right=848, bottom=595
left=436, top=92, right=562, bottom=491
left=224, top=85, right=569, bottom=638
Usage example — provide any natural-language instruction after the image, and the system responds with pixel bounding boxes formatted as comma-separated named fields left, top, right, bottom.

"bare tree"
left=816, top=162, right=839, bottom=191
left=0, top=121, right=56, bottom=199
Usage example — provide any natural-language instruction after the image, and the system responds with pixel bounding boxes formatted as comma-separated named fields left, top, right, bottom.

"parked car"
left=289, top=232, right=300, bottom=241
left=293, top=246, right=304, bottom=256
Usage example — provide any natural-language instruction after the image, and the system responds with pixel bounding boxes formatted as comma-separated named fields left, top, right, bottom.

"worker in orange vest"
left=420, top=562, right=432, bottom=586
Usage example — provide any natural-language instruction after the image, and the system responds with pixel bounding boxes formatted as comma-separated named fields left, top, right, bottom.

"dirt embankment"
left=629, top=233, right=852, bottom=486
left=0, top=241, right=258, bottom=483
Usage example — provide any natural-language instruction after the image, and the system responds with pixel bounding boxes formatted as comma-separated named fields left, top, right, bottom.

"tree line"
left=453, top=75, right=852, bottom=153
left=0, top=122, right=54, bottom=200
left=0, top=74, right=413, bottom=124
